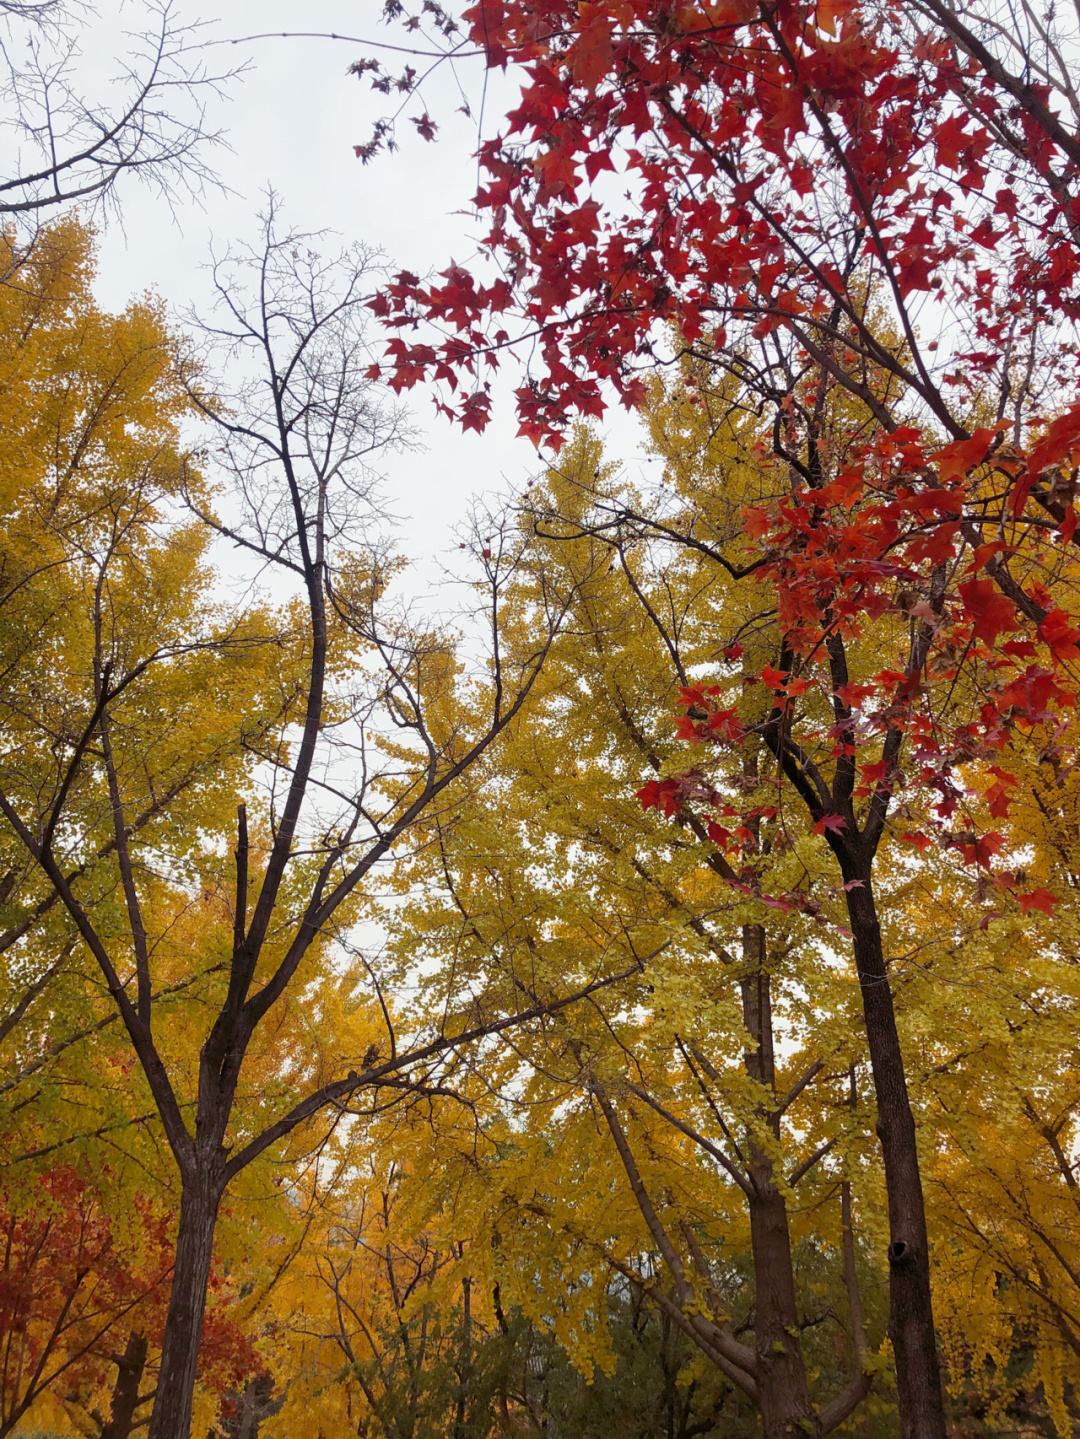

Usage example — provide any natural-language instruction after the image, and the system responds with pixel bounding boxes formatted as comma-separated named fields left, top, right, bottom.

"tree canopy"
left=2, top=2, right=1080, bottom=1437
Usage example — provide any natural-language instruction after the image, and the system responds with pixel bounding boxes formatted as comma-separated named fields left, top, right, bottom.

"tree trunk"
left=843, top=876, right=947, bottom=1439
left=102, top=1331, right=148, bottom=1439
left=147, top=1169, right=222, bottom=1439
left=452, top=1272, right=472, bottom=1439
left=231, top=1376, right=279, bottom=1439
left=740, top=927, right=820, bottom=1439
left=748, top=1184, right=820, bottom=1439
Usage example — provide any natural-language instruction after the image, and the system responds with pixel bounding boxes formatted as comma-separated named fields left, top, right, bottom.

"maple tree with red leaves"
left=0, top=1167, right=140, bottom=1435
left=0, top=1167, right=256, bottom=1437
left=358, top=3, right=1080, bottom=1434
left=0, top=1166, right=177, bottom=1436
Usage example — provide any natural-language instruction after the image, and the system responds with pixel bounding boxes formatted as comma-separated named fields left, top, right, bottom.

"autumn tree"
left=261, top=1139, right=740, bottom=1439
left=534, top=397, right=1080, bottom=1431
left=352, top=5, right=1080, bottom=1432
left=363, top=412, right=1080, bottom=1436
left=260, top=1151, right=504, bottom=1438
left=0, top=1166, right=164, bottom=1437
left=0, top=1165, right=256, bottom=1439
left=911, top=711, right=1080, bottom=1431
left=333, top=431, right=892, bottom=1437
left=0, top=213, right=629, bottom=1439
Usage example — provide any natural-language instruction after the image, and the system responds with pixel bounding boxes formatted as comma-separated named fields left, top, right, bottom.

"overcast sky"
left=79, top=1, right=648, bottom=586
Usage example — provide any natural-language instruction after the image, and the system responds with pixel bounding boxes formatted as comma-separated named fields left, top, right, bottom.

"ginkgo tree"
left=532, top=356, right=1080, bottom=1432
left=256, top=1133, right=746, bottom=1439
left=344, top=411, right=1080, bottom=1435
left=910, top=708, right=1080, bottom=1430
left=346, top=430, right=893, bottom=1438
left=259, top=1148, right=503, bottom=1439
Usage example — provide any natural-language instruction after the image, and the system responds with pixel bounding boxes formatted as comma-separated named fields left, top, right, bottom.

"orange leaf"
left=931, top=426, right=999, bottom=481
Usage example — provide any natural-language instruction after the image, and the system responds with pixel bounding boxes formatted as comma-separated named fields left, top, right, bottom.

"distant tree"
left=265, top=1149, right=739, bottom=1439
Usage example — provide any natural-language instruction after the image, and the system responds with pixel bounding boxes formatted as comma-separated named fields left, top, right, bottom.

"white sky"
left=82, top=1, right=649, bottom=592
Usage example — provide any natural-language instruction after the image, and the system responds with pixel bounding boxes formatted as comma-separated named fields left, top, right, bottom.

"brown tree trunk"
left=843, top=875, right=946, bottom=1439
left=452, top=1272, right=473, bottom=1439
left=147, top=1168, right=222, bottom=1439
left=740, top=926, right=820, bottom=1439
left=101, top=1331, right=148, bottom=1439
left=748, top=1184, right=820, bottom=1439
left=228, top=1376, right=278, bottom=1439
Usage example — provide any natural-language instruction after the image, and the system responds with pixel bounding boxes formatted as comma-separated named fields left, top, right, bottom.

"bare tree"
left=0, top=0, right=234, bottom=219
left=0, top=208, right=634, bottom=1439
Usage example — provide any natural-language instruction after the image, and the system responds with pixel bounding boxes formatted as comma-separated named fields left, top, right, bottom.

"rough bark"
left=146, top=1169, right=222, bottom=1439
left=843, top=873, right=946, bottom=1439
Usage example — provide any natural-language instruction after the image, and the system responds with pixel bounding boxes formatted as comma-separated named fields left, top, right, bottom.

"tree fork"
left=101, top=1331, right=149, bottom=1439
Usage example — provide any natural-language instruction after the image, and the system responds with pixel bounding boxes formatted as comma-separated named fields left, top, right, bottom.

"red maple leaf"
left=959, top=578, right=1016, bottom=646
left=1038, top=608, right=1080, bottom=661
left=760, top=665, right=789, bottom=690
left=567, top=9, right=613, bottom=89
left=637, top=777, right=681, bottom=817
left=814, top=813, right=847, bottom=836
left=1018, top=888, right=1056, bottom=914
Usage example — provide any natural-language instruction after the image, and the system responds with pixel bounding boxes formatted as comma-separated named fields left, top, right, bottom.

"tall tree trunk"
left=740, top=926, right=820, bottom=1439
left=102, top=1331, right=148, bottom=1439
left=452, top=1272, right=472, bottom=1439
left=843, top=875, right=946, bottom=1439
left=147, top=1168, right=222, bottom=1439
left=747, top=1183, right=819, bottom=1439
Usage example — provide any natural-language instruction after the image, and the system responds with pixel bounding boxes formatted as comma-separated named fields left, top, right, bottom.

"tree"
left=262, top=1140, right=741, bottom=1439
left=0, top=1165, right=162, bottom=1436
left=346, top=431, right=889, bottom=1436
left=0, top=1165, right=255, bottom=1438
left=391, top=416, right=1080, bottom=1435
left=0, top=213, right=625, bottom=1439
left=357, top=9, right=1080, bottom=1428
left=0, top=0, right=232, bottom=221
left=912, top=710, right=1080, bottom=1433
left=260, top=1152, right=499, bottom=1438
